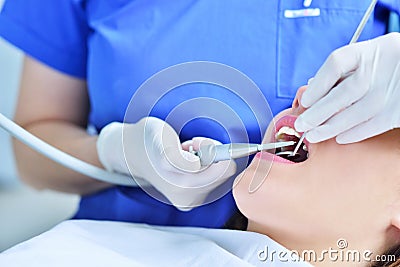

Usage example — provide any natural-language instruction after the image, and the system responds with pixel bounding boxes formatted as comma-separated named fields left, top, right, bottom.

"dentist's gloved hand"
left=97, top=117, right=236, bottom=211
left=295, top=33, right=400, bottom=144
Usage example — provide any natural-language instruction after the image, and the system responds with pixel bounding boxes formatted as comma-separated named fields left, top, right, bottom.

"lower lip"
left=255, top=152, right=295, bottom=164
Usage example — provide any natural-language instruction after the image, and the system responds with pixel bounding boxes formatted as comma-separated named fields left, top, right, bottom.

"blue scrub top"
left=0, top=0, right=398, bottom=228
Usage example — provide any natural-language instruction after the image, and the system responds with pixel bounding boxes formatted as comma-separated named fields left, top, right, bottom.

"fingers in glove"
left=295, top=71, right=369, bottom=133
left=178, top=142, right=237, bottom=187
left=305, top=91, right=381, bottom=143
left=163, top=145, right=202, bottom=173
left=301, top=44, right=362, bottom=108
left=141, top=118, right=202, bottom=173
left=182, top=137, right=222, bottom=151
left=181, top=140, right=193, bottom=151
left=336, top=114, right=390, bottom=144
left=200, top=159, right=237, bottom=185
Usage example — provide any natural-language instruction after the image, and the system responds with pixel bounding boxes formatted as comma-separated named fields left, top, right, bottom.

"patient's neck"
left=247, top=221, right=377, bottom=267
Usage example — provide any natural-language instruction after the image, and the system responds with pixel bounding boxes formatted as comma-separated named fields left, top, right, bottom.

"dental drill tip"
left=291, top=133, right=306, bottom=156
left=258, top=141, right=296, bottom=151
left=276, top=141, right=296, bottom=148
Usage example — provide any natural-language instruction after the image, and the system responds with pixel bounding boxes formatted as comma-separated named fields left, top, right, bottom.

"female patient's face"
left=233, top=86, right=400, bottom=249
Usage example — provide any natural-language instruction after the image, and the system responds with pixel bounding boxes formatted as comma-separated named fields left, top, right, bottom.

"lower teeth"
left=276, top=151, right=298, bottom=156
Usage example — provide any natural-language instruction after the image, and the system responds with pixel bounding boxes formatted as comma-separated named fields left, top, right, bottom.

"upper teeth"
left=275, top=126, right=301, bottom=139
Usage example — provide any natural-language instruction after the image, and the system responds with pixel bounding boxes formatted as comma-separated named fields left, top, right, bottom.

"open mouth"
left=274, top=115, right=309, bottom=163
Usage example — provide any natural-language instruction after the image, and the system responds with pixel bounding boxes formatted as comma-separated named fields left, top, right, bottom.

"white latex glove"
left=295, top=33, right=400, bottom=144
left=97, top=117, right=236, bottom=211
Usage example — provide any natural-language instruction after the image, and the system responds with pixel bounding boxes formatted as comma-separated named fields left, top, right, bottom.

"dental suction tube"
left=0, top=112, right=139, bottom=187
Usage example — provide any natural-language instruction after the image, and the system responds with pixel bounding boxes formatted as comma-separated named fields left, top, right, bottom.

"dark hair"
left=369, top=245, right=400, bottom=267
left=223, top=209, right=248, bottom=231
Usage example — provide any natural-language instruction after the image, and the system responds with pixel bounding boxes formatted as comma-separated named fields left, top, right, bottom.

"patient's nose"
left=292, top=86, right=307, bottom=115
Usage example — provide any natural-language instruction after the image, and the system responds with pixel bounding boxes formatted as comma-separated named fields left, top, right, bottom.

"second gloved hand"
left=96, top=117, right=236, bottom=211
left=295, top=33, right=400, bottom=144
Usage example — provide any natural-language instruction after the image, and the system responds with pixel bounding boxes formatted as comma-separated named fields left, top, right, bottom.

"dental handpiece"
left=194, top=141, right=295, bottom=166
left=292, top=0, right=378, bottom=157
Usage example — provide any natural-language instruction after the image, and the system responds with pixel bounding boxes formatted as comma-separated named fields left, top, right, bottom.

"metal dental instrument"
left=349, top=0, right=378, bottom=44
left=291, top=134, right=306, bottom=157
left=195, top=141, right=295, bottom=166
left=291, top=0, right=378, bottom=157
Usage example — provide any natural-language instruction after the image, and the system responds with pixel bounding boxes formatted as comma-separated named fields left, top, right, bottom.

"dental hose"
left=0, top=112, right=139, bottom=187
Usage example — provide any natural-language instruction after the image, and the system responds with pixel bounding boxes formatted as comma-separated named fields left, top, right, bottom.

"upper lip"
left=274, top=115, right=310, bottom=148
left=275, top=115, right=299, bottom=135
